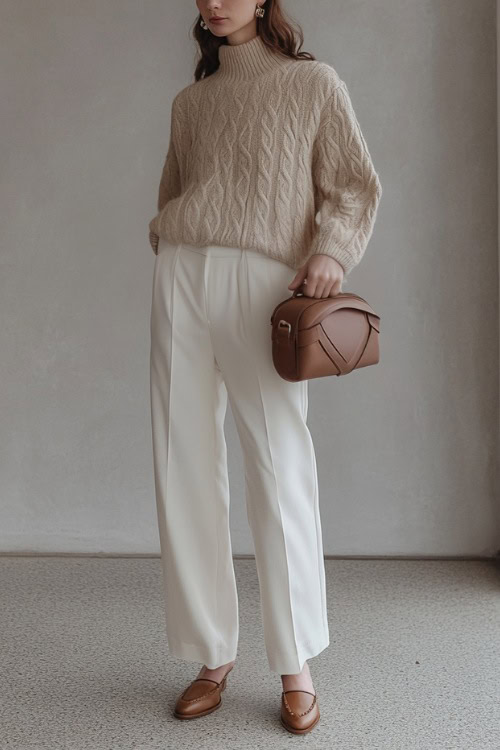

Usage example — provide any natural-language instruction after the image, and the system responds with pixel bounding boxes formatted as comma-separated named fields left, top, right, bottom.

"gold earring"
left=255, top=4, right=265, bottom=17
left=200, top=18, right=208, bottom=29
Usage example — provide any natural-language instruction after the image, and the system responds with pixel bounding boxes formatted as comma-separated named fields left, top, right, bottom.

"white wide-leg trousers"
left=149, top=238, right=329, bottom=674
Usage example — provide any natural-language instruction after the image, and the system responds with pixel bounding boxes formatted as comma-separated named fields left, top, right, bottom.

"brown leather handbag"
left=270, top=288, right=380, bottom=382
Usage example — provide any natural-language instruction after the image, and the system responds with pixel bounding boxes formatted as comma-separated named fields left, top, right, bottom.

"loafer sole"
left=173, top=697, right=222, bottom=719
left=280, top=710, right=321, bottom=734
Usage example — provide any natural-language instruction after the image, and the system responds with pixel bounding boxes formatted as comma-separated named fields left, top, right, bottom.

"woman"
left=148, top=0, right=382, bottom=734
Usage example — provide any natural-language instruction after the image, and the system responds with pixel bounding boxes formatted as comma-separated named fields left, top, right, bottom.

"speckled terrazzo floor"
left=1, top=557, right=499, bottom=749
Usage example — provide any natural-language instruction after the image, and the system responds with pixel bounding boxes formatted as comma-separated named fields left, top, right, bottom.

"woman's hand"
left=288, top=254, right=344, bottom=298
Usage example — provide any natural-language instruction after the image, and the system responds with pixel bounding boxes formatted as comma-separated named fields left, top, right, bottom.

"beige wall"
left=1, top=1, right=498, bottom=555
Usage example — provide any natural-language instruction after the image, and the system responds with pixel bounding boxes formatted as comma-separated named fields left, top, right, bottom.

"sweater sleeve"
left=148, top=98, right=183, bottom=253
left=309, top=81, right=382, bottom=276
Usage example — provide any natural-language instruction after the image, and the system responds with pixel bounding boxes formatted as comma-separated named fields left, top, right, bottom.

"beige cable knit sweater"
left=148, top=34, right=382, bottom=276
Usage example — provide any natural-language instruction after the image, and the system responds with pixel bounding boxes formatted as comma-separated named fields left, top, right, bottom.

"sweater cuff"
left=149, top=231, right=159, bottom=254
left=308, top=230, right=358, bottom=276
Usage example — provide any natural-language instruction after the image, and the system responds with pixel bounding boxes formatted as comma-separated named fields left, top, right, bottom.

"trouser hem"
left=267, top=633, right=330, bottom=675
left=167, top=636, right=239, bottom=670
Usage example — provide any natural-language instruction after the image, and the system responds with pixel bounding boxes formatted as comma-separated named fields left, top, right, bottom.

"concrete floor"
left=1, top=557, right=499, bottom=749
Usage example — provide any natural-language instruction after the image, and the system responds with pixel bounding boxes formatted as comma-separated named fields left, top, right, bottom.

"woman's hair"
left=192, top=0, right=316, bottom=81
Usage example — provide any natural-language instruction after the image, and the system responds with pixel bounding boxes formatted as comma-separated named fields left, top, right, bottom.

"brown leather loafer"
left=173, top=665, right=234, bottom=719
left=280, top=689, right=320, bottom=733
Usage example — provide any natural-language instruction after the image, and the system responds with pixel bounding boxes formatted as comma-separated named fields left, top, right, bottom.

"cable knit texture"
left=148, top=34, right=382, bottom=275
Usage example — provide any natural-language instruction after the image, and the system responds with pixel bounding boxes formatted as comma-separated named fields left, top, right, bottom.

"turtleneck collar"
left=215, top=35, right=291, bottom=82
